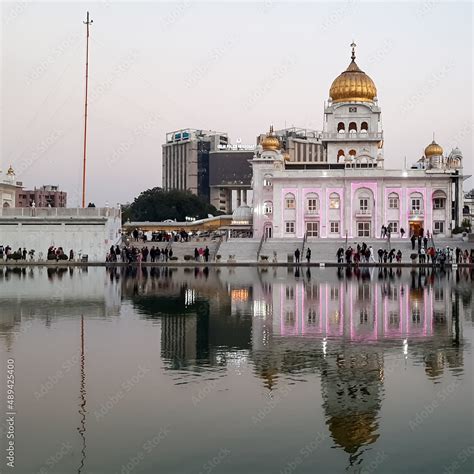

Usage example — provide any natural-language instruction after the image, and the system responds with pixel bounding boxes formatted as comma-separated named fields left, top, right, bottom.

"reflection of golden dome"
left=424, top=140, right=443, bottom=157
left=328, top=413, right=379, bottom=454
left=329, top=43, right=377, bottom=103
left=261, top=125, right=280, bottom=151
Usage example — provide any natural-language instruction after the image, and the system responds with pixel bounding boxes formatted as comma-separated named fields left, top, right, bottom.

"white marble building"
left=251, top=44, right=466, bottom=240
left=0, top=165, right=21, bottom=208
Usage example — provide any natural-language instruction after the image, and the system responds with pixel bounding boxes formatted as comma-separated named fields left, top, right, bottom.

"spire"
left=350, top=41, right=357, bottom=61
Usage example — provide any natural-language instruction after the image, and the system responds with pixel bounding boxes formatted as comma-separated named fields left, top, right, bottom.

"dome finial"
left=350, top=41, right=357, bottom=61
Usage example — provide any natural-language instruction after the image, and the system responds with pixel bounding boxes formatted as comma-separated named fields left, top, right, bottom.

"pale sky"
left=1, top=1, right=473, bottom=206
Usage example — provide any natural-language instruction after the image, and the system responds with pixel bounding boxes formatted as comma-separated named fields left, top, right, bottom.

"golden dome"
left=329, top=43, right=377, bottom=103
left=424, top=140, right=443, bottom=157
left=6, top=165, right=15, bottom=175
left=261, top=125, right=280, bottom=151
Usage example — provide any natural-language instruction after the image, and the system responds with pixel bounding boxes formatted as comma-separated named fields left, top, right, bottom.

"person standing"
left=306, top=248, right=311, bottom=263
left=411, top=233, right=416, bottom=250
left=400, top=228, right=405, bottom=238
left=294, top=248, right=300, bottom=263
left=204, top=246, right=210, bottom=262
left=194, top=248, right=199, bottom=261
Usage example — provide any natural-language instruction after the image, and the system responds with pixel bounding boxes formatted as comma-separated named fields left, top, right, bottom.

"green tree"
left=124, top=188, right=221, bottom=222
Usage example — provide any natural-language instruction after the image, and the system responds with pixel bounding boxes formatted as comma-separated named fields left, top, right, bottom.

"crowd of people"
left=106, top=245, right=175, bottom=263
left=130, top=228, right=218, bottom=244
left=0, top=245, right=74, bottom=261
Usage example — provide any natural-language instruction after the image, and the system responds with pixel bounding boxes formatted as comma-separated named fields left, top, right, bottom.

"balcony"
left=323, top=132, right=383, bottom=141
left=409, top=209, right=424, bottom=216
left=305, top=209, right=319, bottom=217
left=355, top=209, right=372, bottom=217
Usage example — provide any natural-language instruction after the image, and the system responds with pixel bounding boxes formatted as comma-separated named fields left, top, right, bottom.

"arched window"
left=285, top=193, right=296, bottom=209
left=263, top=201, right=273, bottom=214
left=410, top=192, right=423, bottom=214
left=263, top=174, right=273, bottom=187
left=337, top=149, right=345, bottom=163
left=329, top=192, right=340, bottom=209
left=337, top=122, right=345, bottom=133
left=433, top=190, right=447, bottom=210
left=388, top=192, right=399, bottom=209
left=349, top=122, right=357, bottom=133
left=2, top=202, right=10, bottom=208
left=306, top=193, right=319, bottom=214
left=361, top=121, right=368, bottom=132
left=349, top=149, right=357, bottom=157
left=356, top=188, right=372, bottom=214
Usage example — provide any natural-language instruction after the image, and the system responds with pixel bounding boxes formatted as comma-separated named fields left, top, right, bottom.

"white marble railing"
left=0, top=207, right=121, bottom=218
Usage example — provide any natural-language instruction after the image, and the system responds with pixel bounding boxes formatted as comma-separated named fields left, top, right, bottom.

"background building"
left=0, top=165, right=22, bottom=208
left=162, top=129, right=228, bottom=202
left=16, top=185, right=67, bottom=208
left=209, top=149, right=253, bottom=213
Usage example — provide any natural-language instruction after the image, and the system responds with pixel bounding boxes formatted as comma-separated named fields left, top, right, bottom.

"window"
left=357, top=222, right=370, bottom=237
left=330, top=287, right=339, bottom=300
left=349, top=107, right=357, bottom=112
left=361, top=121, right=368, bottom=132
left=359, top=198, right=369, bottom=212
left=329, top=193, right=340, bottom=209
left=388, top=195, right=399, bottom=209
left=349, top=122, right=357, bottom=132
left=307, top=198, right=319, bottom=213
left=330, top=221, right=339, bottom=234
left=306, top=221, right=319, bottom=237
left=285, top=193, right=296, bottom=209
left=337, top=122, right=345, bottom=132
left=411, top=198, right=421, bottom=212
left=388, top=221, right=399, bottom=233
left=263, top=175, right=272, bottom=187
left=263, top=201, right=273, bottom=214
left=286, top=286, right=294, bottom=300
left=433, top=221, right=444, bottom=234
left=285, top=221, right=295, bottom=234
left=433, top=198, right=445, bottom=209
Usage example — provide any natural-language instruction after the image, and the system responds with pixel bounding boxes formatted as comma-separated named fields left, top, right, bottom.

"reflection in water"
left=0, top=266, right=472, bottom=472
left=77, top=315, right=87, bottom=473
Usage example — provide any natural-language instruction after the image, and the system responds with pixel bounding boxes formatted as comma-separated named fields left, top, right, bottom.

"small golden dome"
left=7, top=165, right=15, bottom=175
left=425, top=140, right=443, bottom=157
left=283, top=152, right=290, bottom=161
left=261, top=125, right=280, bottom=151
left=329, top=43, right=377, bottom=103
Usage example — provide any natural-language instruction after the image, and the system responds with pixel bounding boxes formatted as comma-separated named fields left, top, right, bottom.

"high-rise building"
left=16, top=185, right=67, bottom=208
left=162, top=129, right=228, bottom=202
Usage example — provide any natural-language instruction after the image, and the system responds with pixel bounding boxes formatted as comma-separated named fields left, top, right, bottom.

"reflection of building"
left=16, top=185, right=67, bottom=208
left=251, top=44, right=466, bottom=240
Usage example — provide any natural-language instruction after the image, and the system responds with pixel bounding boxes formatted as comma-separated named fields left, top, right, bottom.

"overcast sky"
left=2, top=1, right=473, bottom=206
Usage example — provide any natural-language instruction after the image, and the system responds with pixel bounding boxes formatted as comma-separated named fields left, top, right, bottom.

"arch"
left=432, top=190, right=447, bottom=199
left=337, top=122, right=345, bottom=132
left=337, top=149, right=345, bottom=163
left=349, top=149, right=357, bottom=157
left=285, top=193, right=296, bottom=209
left=2, top=202, right=10, bottom=208
left=329, top=192, right=340, bottom=209
left=306, top=193, right=319, bottom=213
left=388, top=192, right=399, bottom=209
left=263, top=201, right=273, bottom=214
left=410, top=192, right=423, bottom=213
left=263, top=174, right=273, bottom=187
left=349, top=122, right=357, bottom=132
left=432, top=190, right=446, bottom=210
left=361, top=121, right=369, bottom=132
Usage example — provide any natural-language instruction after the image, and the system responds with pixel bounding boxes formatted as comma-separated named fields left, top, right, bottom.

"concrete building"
left=209, top=149, right=253, bottom=213
left=0, top=207, right=122, bottom=262
left=0, top=165, right=22, bottom=208
left=162, top=129, right=228, bottom=202
left=16, top=185, right=67, bottom=208
left=250, top=44, right=467, bottom=240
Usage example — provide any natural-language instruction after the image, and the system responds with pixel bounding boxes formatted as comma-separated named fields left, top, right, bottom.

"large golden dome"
left=261, top=125, right=280, bottom=151
left=424, top=140, right=443, bottom=157
left=329, top=43, right=377, bottom=103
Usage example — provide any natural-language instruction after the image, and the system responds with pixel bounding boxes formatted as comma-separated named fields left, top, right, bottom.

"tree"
left=124, top=188, right=221, bottom=222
